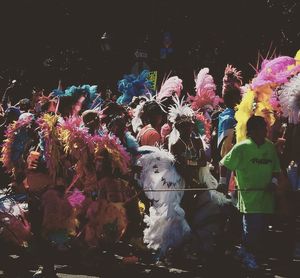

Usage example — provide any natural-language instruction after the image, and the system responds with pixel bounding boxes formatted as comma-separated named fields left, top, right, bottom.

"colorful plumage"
left=117, top=70, right=153, bottom=105
left=157, top=75, right=183, bottom=101
left=188, top=68, right=222, bottom=111
left=37, top=114, right=62, bottom=180
left=93, top=133, right=131, bottom=175
left=1, top=117, right=34, bottom=173
left=252, top=56, right=300, bottom=89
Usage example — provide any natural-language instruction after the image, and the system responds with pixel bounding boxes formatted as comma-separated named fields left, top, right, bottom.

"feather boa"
left=59, top=116, right=93, bottom=157
left=188, top=68, right=222, bottom=111
left=195, top=113, right=211, bottom=143
left=37, top=114, right=62, bottom=180
left=1, top=117, right=33, bottom=173
left=93, top=133, right=131, bottom=175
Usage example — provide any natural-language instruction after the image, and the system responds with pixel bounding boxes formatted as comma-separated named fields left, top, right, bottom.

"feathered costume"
left=168, top=95, right=195, bottom=151
left=235, top=56, right=300, bottom=142
left=136, top=146, right=191, bottom=256
left=36, top=114, right=63, bottom=182
left=278, top=73, right=300, bottom=124
left=1, top=116, right=34, bottom=174
left=117, top=70, right=153, bottom=105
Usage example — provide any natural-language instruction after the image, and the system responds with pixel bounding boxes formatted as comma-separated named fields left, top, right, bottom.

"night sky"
left=0, top=0, right=299, bottom=97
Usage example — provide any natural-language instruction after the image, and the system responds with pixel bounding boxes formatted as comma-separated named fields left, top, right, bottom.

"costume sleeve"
left=220, top=130, right=234, bottom=158
left=220, top=144, right=241, bottom=171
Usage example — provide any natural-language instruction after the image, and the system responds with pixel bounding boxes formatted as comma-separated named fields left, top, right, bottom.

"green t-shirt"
left=220, top=138, right=281, bottom=213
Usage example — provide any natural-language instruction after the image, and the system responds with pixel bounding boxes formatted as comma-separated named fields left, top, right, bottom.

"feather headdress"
left=278, top=73, right=300, bottom=124
left=157, top=75, right=183, bottom=101
left=131, top=93, right=157, bottom=133
left=222, top=64, right=243, bottom=96
left=168, top=96, right=195, bottom=150
left=188, top=68, right=222, bottom=111
left=252, top=56, right=300, bottom=89
left=117, top=70, right=153, bottom=105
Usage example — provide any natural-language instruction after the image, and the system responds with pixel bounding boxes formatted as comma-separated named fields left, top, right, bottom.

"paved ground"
left=1, top=194, right=300, bottom=277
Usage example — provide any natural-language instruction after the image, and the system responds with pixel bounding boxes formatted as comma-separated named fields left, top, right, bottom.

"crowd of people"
left=0, top=50, right=300, bottom=277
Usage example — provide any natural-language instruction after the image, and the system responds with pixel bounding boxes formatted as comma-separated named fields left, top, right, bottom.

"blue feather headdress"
left=117, top=70, right=153, bottom=105
left=51, top=84, right=101, bottom=109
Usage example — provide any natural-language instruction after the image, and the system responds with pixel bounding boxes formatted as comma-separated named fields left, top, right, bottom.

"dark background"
left=0, top=0, right=299, bottom=99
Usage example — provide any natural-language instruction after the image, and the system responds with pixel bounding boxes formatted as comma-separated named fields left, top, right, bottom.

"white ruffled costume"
left=136, top=146, right=191, bottom=256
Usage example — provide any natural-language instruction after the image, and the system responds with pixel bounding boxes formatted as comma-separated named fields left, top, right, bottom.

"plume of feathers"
left=188, top=68, right=222, bottom=111
left=117, top=70, right=153, bottom=105
left=278, top=73, right=300, bottom=124
left=131, top=93, right=156, bottom=133
left=168, top=95, right=194, bottom=124
left=252, top=56, right=300, bottom=89
left=157, top=76, right=183, bottom=101
left=168, top=96, right=195, bottom=150
left=59, top=116, right=93, bottom=157
left=222, top=64, right=243, bottom=96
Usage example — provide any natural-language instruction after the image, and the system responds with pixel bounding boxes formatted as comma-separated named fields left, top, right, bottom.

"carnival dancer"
left=217, top=65, right=242, bottom=194
left=136, top=100, right=164, bottom=146
left=167, top=96, right=229, bottom=258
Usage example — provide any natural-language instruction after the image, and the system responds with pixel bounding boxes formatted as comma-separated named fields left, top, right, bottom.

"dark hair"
left=101, top=102, right=127, bottom=124
left=142, top=101, right=163, bottom=117
left=57, top=95, right=74, bottom=117
left=223, top=87, right=241, bottom=108
left=107, top=115, right=126, bottom=130
left=18, top=98, right=31, bottom=111
left=246, top=116, right=266, bottom=135
left=82, top=110, right=100, bottom=126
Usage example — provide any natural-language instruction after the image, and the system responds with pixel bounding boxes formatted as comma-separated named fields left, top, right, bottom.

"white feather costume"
left=278, top=73, right=300, bottom=124
left=136, top=146, right=191, bottom=256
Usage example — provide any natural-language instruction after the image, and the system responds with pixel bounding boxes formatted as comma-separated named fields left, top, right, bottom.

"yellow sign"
left=148, top=71, right=158, bottom=91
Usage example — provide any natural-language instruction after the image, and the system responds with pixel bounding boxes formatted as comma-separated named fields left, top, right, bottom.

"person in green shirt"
left=219, top=116, right=281, bottom=270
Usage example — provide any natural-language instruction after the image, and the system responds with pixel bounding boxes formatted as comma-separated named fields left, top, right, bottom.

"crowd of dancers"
left=0, top=50, right=300, bottom=276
